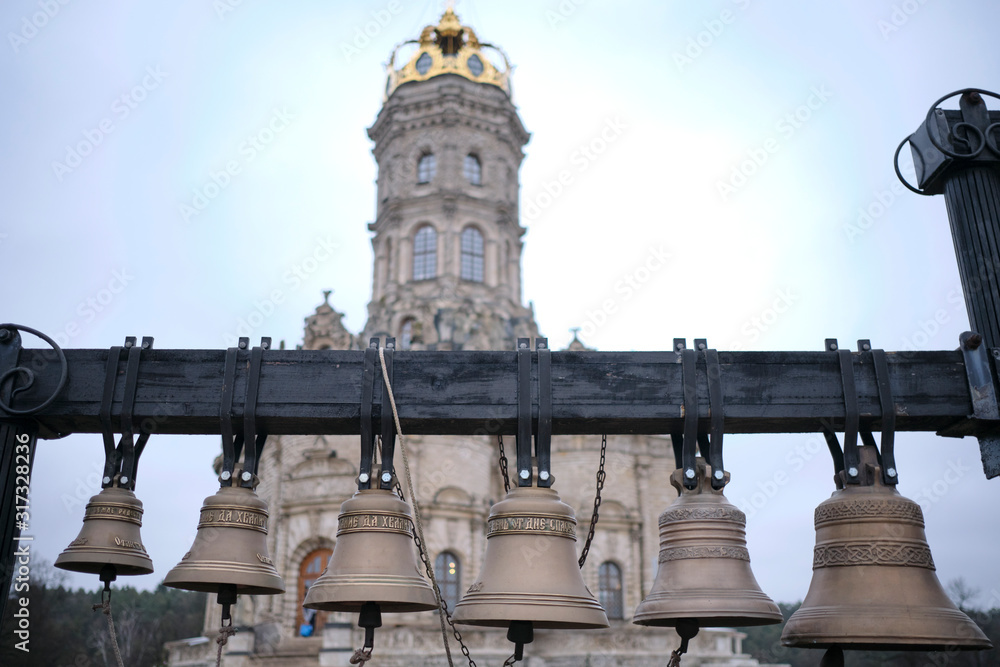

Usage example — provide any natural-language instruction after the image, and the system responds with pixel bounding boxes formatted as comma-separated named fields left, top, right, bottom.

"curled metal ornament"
left=0, top=323, right=68, bottom=416
left=923, top=88, right=1000, bottom=159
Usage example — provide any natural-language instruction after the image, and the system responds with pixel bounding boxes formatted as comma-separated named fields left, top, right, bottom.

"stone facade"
left=166, top=10, right=785, bottom=667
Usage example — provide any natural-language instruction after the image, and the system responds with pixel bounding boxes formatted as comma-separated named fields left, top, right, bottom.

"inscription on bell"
left=256, top=553, right=274, bottom=565
left=338, top=512, right=414, bottom=535
left=198, top=508, right=268, bottom=529
left=487, top=515, right=576, bottom=538
left=114, top=536, right=146, bottom=552
left=86, top=504, right=142, bottom=521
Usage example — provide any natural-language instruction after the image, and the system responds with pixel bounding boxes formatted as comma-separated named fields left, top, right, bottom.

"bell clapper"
left=91, top=564, right=126, bottom=667
left=503, top=620, right=533, bottom=665
left=214, top=584, right=239, bottom=666
left=820, top=646, right=845, bottom=667
left=351, top=602, right=382, bottom=665
left=666, top=620, right=699, bottom=667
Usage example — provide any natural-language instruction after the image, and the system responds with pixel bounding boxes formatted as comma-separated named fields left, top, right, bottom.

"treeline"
left=742, top=601, right=1000, bottom=667
left=2, top=562, right=205, bottom=667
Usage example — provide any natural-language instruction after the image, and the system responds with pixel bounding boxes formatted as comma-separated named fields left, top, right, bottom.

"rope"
left=379, top=346, right=456, bottom=667
left=350, top=647, right=373, bottom=664
left=92, top=595, right=125, bottom=667
left=215, top=623, right=237, bottom=667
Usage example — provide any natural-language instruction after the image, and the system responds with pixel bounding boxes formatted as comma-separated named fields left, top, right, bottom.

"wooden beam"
left=2, top=347, right=979, bottom=439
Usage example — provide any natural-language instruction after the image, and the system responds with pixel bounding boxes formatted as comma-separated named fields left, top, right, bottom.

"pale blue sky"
left=3, top=1, right=1000, bottom=608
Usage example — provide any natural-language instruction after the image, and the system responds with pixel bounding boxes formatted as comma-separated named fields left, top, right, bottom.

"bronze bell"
left=633, top=458, right=782, bottom=627
left=163, top=471, right=283, bottom=595
left=55, top=485, right=153, bottom=576
left=303, top=487, right=437, bottom=612
left=781, top=445, right=992, bottom=651
left=452, top=485, right=610, bottom=629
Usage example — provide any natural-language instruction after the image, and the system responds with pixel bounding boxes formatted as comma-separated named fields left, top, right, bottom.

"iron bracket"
left=704, top=344, right=726, bottom=489
left=670, top=338, right=685, bottom=471
left=96, top=336, right=152, bottom=491
left=937, top=332, right=1000, bottom=478
left=358, top=338, right=378, bottom=490
left=240, top=337, right=269, bottom=487
left=536, top=338, right=552, bottom=488
left=830, top=339, right=862, bottom=485
left=219, top=338, right=246, bottom=485
left=680, top=342, right=698, bottom=490
left=516, top=337, right=532, bottom=487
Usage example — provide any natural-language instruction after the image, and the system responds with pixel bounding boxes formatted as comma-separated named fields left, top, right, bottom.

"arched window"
left=460, top=227, right=484, bottom=282
left=400, top=318, right=415, bottom=350
left=413, top=226, right=437, bottom=280
left=598, top=561, right=623, bottom=620
left=435, top=551, right=461, bottom=612
left=463, top=154, right=482, bottom=185
left=298, top=548, right=333, bottom=635
left=417, top=153, right=436, bottom=184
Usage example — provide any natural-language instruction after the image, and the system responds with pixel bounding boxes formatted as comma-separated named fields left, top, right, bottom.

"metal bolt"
left=124, top=339, right=134, bottom=348
left=120, top=476, right=129, bottom=485
left=142, top=340, right=150, bottom=349
left=829, top=343, right=838, bottom=351
left=359, top=472, right=370, bottom=483
left=714, top=470, right=724, bottom=480
left=519, top=469, right=530, bottom=480
left=381, top=472, right=392, bottom=483
left=539, top=470, right=550, bottom=481
left=239, top=340, right=248, bottom=349
left=103, top=476, right=112, bottom=485
left=685, top=468, right=695, bottom=479
left=675, top=342, right=684, bottom=351
left=964, top=334, right=983, bottom=350
left=220, top=471, right=231, bottom=481
left=993, top=348, right=1000, bottom=360
left=241, top=471, right=252, bottom=481
left=848, top=467, right=858, bottom=477
left=0, top=329, right=11, bottom=343
left=518, top=342, right=528, bottom=349
left=861, top=342, right=871, bottom=351
left=887, top=467, right=897, bottom=477
left=538, top=342, right=547, bottom=349
left=697, top=343, right=707, bottom=351
left=262, top=340, right=270, bottom=350
left=386, top=342, right=395, bottom=350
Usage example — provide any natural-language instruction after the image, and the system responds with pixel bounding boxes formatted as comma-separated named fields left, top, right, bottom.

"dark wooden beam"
left=2, top=347, right=983, bottom=439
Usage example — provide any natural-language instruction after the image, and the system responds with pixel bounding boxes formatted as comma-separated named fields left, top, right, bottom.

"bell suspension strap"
left=377, top=346, right=479, bottom=667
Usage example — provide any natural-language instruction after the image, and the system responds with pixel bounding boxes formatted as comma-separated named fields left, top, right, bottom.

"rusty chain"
left=578, top=434, right=607, bottom=568
left=497, top=434, right=511, bottom=494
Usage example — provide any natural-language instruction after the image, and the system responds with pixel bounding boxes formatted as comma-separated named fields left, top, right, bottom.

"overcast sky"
left=3, top=0, right=1000, bottom=612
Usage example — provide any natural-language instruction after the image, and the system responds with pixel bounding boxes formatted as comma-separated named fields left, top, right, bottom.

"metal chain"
left=92, top=590, right=125, bottom=667
left=578, top=434, right=607, bottom=568
left=497, top=434, right=511, bottom=494
left=378, top=347, right=476, bottom=667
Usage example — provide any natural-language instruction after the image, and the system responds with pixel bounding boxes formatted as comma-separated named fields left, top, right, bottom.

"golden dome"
left=385, top=8, right=511, bottom=98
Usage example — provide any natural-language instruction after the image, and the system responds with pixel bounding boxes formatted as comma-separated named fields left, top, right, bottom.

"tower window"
left=598, top=561, right=624, bottom=620
left=463, top=154, right=482, bottom=185
left=413, top=225, right=437, bottom=280
left=298, top=548, right=333, bottom=635
left=435, top=551, right=461, bottom=612
left=460, top=227, right=484, bottom=282
left=400, top=318, right=415, bottom=350
left=417, top=153, right=436, bottom=184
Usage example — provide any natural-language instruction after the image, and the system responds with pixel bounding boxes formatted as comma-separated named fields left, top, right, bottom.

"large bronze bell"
left=55, top=485, right=153, bottom=576
left=303, top=486, right=437, bottom=612
left=781, top=445, right=992, bottom=651
left=633, top=458, right=782, bottom=627
left=452, top=485, right=610, bottom=629
left=163, top=471, right=283, bottom=595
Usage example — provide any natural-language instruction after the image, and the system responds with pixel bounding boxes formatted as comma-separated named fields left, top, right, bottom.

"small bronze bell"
left=163, top=471, right=283, bottom=595
left=452, top=485, right=610, bottom=629
left=781, top=445, right=992, bottom=651
left=302, top=486, right=438, bottom=613
left=55, top=485, right=153, bottom=576
left=633, top=458, right=782, bottom=627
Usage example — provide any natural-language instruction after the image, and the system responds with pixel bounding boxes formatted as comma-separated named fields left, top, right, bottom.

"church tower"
left=362, top=8, right=538, bottom=350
